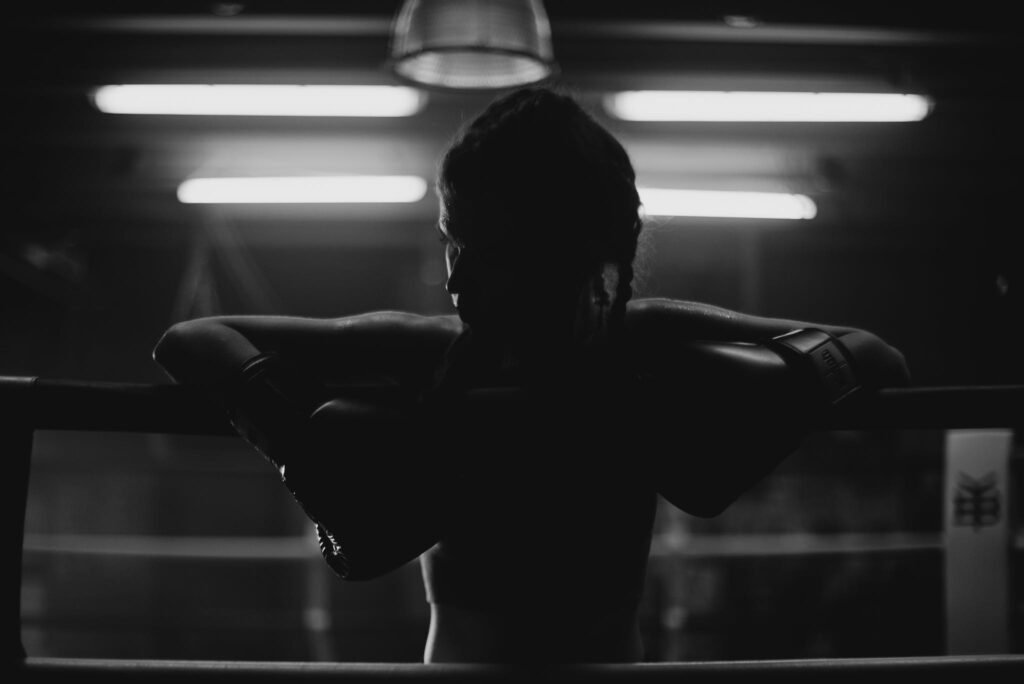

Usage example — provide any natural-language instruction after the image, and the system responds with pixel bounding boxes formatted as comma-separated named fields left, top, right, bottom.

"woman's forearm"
left=629, top=298, right=860, bottom=340
left=628, top=298, right=910, bottom=389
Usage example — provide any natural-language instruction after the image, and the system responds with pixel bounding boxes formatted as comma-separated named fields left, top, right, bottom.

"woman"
left=153, top=87, right=910, bottom=664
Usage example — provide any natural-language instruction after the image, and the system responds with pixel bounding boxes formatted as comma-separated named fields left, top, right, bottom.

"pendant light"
left=389, top=0, right=556, bottom=90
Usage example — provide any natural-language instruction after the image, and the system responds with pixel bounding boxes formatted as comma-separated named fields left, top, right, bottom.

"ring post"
left=0, top=377, right=34, bottom=667
left=943, top=429, right=1013, bottom=654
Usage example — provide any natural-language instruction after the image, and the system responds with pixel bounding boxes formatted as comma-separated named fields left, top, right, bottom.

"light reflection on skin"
left=437, top=221, right=461, bottom=310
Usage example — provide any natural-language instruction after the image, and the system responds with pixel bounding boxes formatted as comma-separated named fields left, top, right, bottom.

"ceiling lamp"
left=92, top=85, right=425, bottom=117
left=639, top=188, right=817, bottom=220
left=177, top=176, right=428, bottom=204
left=606, top=91, right=933, bottom=122
left=389, top=0, right=556, bottom=90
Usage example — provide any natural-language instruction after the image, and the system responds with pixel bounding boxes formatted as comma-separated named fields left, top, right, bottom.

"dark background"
left=5, top=1, right=1022, bottom=663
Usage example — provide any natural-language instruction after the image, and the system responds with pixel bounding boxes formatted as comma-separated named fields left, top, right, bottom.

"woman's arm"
left=627, top=298, right=910, bottom=388
left=153, top=311, right=462, bottom=388
left=627, top=298, right=911, bottom=517
left=627, top=297, right=860, bottom=339
left=151, top=311, right=462, bottom=471
left=151, top=312, right=462, bottom=581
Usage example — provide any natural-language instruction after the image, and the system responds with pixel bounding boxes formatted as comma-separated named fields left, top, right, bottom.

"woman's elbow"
left=152, top=321, right=195, bottom=377
left=839, top=330, right=911, bottom=388
left=885, top=346, right=912, bottom=387
left=152, top=318, right=256, bottom=385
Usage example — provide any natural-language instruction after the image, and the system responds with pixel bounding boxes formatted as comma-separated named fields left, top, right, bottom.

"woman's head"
left=436, top=87, right=643, bottom=345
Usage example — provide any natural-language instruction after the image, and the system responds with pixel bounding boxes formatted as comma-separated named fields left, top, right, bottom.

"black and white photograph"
left=3, top=2, right=1022, bottom=681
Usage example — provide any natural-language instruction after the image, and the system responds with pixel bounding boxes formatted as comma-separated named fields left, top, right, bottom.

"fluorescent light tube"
left=639, top=188, right=817, bottom=220
left=606, top=91, right=932, bottom=122
left=93, top=85, right=425, bottom=117
left=177, top=176, right=429, bottom=204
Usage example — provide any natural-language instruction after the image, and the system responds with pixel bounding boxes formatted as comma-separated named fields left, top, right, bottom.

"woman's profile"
left=153, top=86, right=910, bottom=664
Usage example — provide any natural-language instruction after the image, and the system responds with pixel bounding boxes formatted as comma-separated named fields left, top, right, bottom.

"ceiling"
left=3, top=2, right=1022, bottom=385
left=9, top=2, right=1019, bottom=233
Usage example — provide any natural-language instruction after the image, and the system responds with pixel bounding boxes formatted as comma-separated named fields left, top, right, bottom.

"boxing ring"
left=3, top=376, right=1023, bottom=681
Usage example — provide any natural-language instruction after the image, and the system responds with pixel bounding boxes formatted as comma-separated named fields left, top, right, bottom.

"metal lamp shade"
left=390, top=0, right=556, bottom=90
